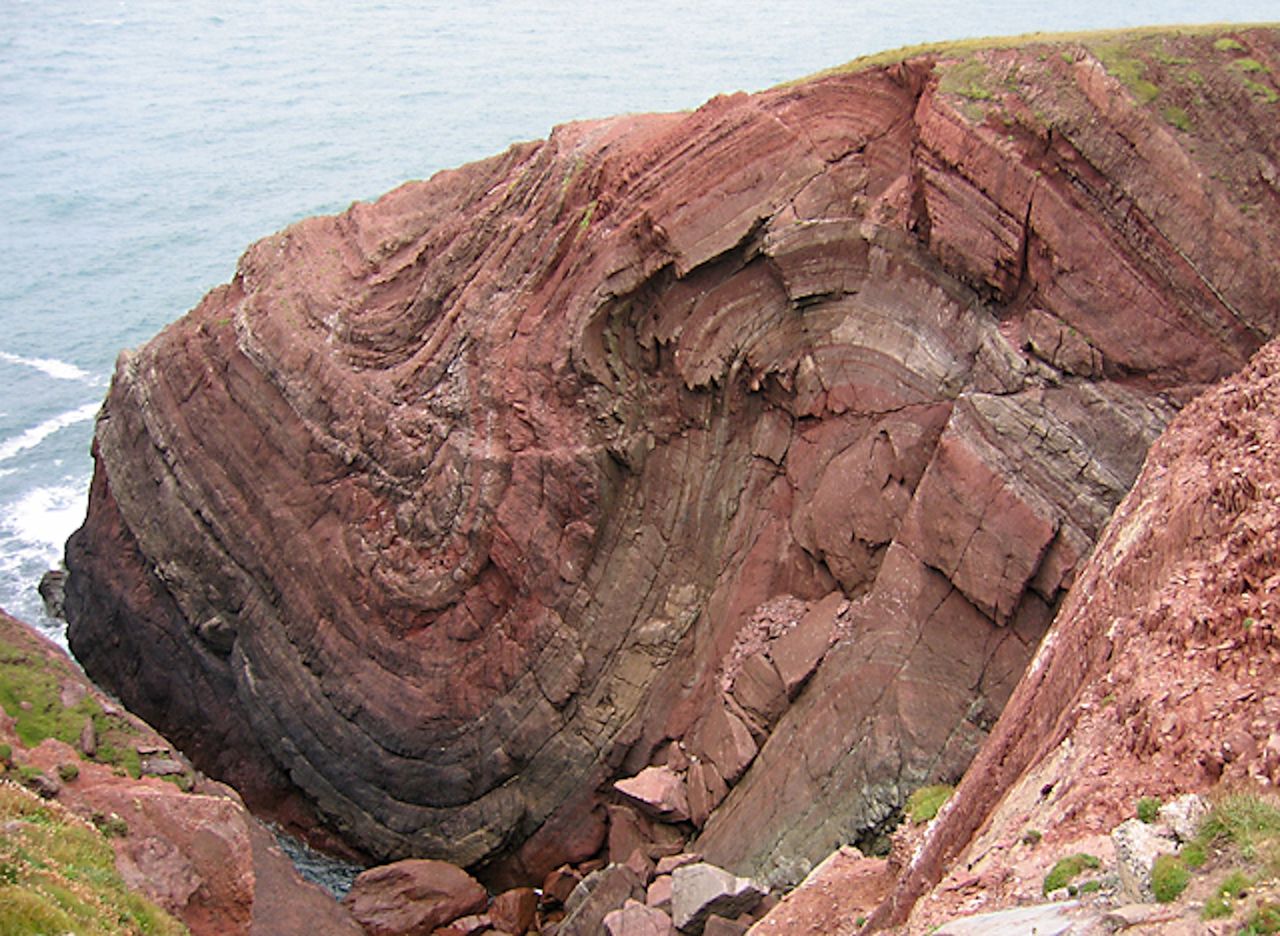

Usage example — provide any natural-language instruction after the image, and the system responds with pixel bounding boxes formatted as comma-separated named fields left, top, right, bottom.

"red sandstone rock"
left=615, top=766, right=691, bottom=823
left=746, top=846, right=887, bottom=934
left=542, top=865, right=584, bottom=906
left=603, top=899, right=676, bottom=936
left=490, top=887, right=538, bottom=935
left=560, top=865, right=645, bottom=936
left=768, top=592, right=842, bottom=698
left=646, top=874, right=674, bottom=912
left=61, top=27, right=1280, bottom=886
left=342, top=859, right=488, bottom=936
left=687, top=761, right=728, bottom=829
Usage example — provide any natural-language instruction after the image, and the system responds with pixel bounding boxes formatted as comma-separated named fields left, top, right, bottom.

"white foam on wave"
left=0, top=351, right=97, bottom=383
left=1, top=481, right=89, bottom=556
left=0, top=402, right=100, bottom=463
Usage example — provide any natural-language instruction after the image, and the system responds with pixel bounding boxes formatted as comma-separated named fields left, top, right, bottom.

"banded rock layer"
left=66, top=28, right=1280, bottom=885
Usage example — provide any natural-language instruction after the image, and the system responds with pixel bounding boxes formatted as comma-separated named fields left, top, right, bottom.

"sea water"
left=2, top=0, right=1276, bottom=644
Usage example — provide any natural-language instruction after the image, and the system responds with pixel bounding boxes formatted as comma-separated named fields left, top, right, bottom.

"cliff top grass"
left=0, top=780, right=188, bottom=935
left=0, top=618, right=142, bottom=778
left=789, top=21, right=1279, bottom=86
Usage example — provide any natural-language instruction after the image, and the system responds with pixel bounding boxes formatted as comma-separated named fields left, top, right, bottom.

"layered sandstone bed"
left=64, top=25, right=1280, bottom=888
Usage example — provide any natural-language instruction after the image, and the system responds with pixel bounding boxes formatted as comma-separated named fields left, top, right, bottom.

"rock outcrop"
left=64, top=25, right=1280, bottom=885
left=874, top=331, right=1280, bottom=931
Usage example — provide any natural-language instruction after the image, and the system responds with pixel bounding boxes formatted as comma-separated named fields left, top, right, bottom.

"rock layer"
left=65, top=27, right=1280, bottom=883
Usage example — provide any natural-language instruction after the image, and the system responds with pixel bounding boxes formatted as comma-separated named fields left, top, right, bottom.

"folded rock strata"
left=64, top=27, right=1280, bottom=884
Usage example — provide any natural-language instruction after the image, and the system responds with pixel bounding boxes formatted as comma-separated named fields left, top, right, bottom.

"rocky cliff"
left=874, top=326, right=1280, bottom=934
left=65, top=25, right=1280, bottom=886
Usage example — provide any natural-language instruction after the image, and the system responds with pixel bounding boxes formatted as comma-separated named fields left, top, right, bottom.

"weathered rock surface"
left=875, top=322, right=1280, bottom=930
left=932, top=901, right=1101, bottom=935
left=616, top=765, right=692, bottom=822
left=490, top=886, right=539, bottom=934
left=1111, top=818, right=1180, bottom=903
left=560, top=865, right=646, bottom=936
left=341, top=858, right=488, bottom=936
left=605, top=899, right=678, bottom=936
left=0, top=608, right=362, bottom=936
left=746, top=846, right=888, bottom=935
left=63, top=25, right=1280, bottom=885
left=671, top=863, right=764, bottom=933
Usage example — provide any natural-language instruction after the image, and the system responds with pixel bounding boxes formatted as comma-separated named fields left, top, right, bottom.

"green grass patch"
left=905, top=784, right=954, bottom=824
left=0, top=630, right=147, bottom=780
left=1219, top=869, right=1252, bottom=898
left=1203, top=891, right=1233, bottom=919
left=1163, top=106, right=1193, bottom=131
left=1233, top=58, right=1270, bottom=73
left=1242, top=79, right=1279, bottom=103
left=0, top=638, right=101, bottom=749
left=1215, top=37, right=1247, bottom=52
left=0, top=782, right=187, bottom=935
left=1195, top=791, right=1280, bottom=876
left=1151, top=853, right=1190, bottom=902
left=1244, top=903, right=1280, bottom=935
left=939, top=58, right=996, bottom=101
left=787, top=24, right=1279, bottom=88
left=1137, top=796, right=1162, bottom=823
left=1043, top=853, right=1101, bottom=894
left=1181, top=840, right=1208, bottom=868
left=1093, top=41, right=1161, bottom=103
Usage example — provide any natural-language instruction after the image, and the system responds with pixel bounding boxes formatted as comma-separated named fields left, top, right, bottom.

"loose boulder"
left=341, top=859, right=487, bottom=936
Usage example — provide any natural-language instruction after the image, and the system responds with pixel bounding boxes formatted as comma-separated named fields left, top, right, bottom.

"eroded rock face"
left=876, top=332, right=1280, bottom=931
left=64, top=28, right=1280, bottom=883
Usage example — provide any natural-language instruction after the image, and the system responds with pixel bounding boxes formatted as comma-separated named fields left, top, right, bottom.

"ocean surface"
left=1, top=1, right=1276, bottom=645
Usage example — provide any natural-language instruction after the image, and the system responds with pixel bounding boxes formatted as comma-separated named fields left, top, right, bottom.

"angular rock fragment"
left=670, top=863, right=764, bottom=934
left=560, top=865, right=646, bottom=936
left=615, top=765, right=692, bottom=823
left=604, top=898, right=677, bottom=936
left=490, top=887, right=538, bottom=935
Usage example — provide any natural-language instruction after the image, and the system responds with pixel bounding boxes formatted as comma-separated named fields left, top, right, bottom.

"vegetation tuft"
left=1180, top=839, right=1207, bottom=868
left=1092, top=40, right=1161, bottom=103
left=938, top=58, right=996, bottom=101
left=1194, top=791, right=1280, bottom=876
left=1233, top=58, right=1270, bottom=73
left=1151, top=853, right=1190, bottom=902
left=905, top=784, right=955, bottom=824
left=1244, top=903, right=1280, bottom=935
left=1137, top=796, right=1162, bottom=823
left=1162, top=106, right=1192, bottom=132
left=1043, top=853, right=1101, bottom=894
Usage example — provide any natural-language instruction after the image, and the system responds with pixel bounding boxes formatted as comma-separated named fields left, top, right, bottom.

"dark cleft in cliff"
left=65, top=26, right=1280, bottom=886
